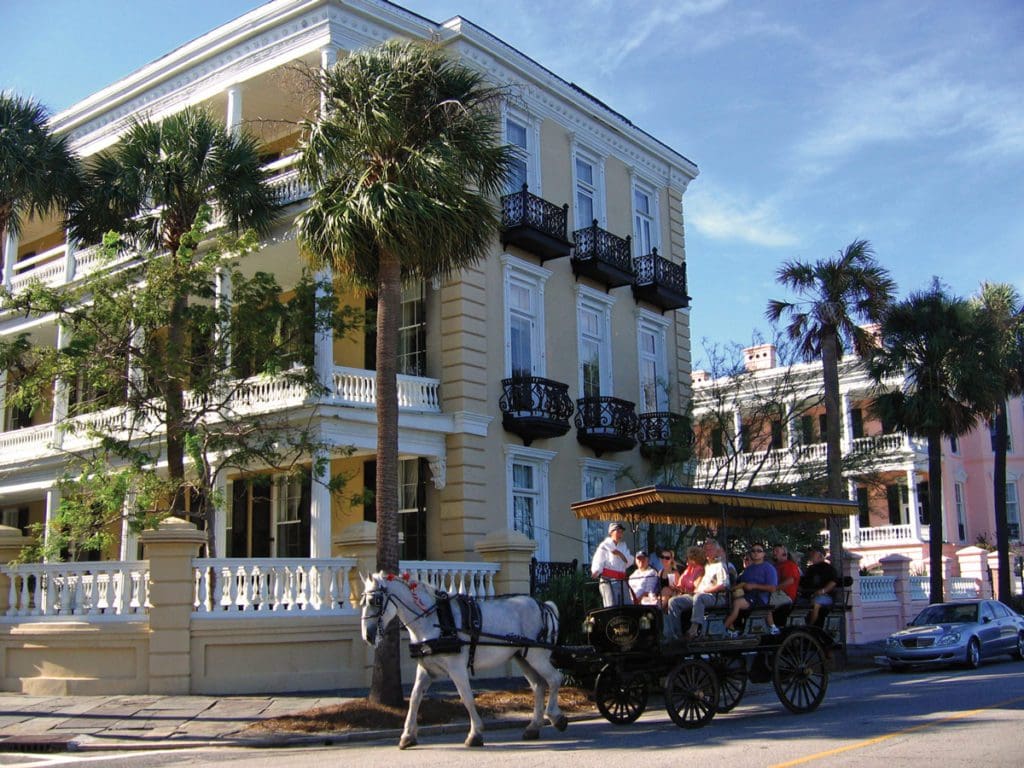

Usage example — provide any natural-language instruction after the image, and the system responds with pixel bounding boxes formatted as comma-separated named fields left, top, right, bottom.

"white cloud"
left=687, top=187, right=800, bottom=248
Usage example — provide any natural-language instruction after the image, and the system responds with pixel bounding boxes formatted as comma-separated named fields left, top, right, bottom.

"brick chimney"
left=743, top=343, right=777, bottom=372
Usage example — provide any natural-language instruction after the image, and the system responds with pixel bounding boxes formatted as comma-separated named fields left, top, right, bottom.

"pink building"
left=692, top=344, right=1023, bottom=582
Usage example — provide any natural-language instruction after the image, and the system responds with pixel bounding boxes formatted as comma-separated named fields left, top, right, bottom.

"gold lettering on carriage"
left=606, top=615, right=639, bottom=647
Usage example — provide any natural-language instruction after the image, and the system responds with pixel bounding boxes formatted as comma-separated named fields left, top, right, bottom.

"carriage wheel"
left=772, top=631, right=828, bottom=714
left=664, top=659, right=719, bottom=729
left=595, top=666, right=648, bottom=724
left=711, top=654, right=747, bottom=713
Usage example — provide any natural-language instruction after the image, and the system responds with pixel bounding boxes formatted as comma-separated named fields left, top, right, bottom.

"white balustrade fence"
left=193, top=558, right=358, bottom=615
left=2, top=562, right=150, bottom=619
left=909, top=576, right=930, bottom=601
left=333, top=367, right=441, bottom=412
left=860, top=575, right=897, bottom=602
left=396, top=560, right=500, bottom=599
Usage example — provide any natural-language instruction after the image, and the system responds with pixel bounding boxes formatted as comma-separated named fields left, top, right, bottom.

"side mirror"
left=982, top=616, right=992, bottom=624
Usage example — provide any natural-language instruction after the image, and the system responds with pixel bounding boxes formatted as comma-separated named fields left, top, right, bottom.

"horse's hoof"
left=399, top=736, right=417, bottom=750
left=465, top=734, right=484, bottom=748
left=522, top=728, right=540, bottom=741
left=552, top=715, right=569, bottom=732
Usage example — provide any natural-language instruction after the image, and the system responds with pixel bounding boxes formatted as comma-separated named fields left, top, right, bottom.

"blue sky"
left=3, top=0, right=1023, bottom=365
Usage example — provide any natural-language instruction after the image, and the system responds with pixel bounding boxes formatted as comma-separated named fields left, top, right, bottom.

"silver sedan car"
left=884, top=599, right=1024, bottom=670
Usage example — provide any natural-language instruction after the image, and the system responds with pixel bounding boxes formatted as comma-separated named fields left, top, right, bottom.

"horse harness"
left=408, top=592, right=557, bottom=675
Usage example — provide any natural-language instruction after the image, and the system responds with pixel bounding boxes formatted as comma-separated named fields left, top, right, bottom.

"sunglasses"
left=661, top=554, right=674, bottom=559
left=751, top=548, right=765, bottom=553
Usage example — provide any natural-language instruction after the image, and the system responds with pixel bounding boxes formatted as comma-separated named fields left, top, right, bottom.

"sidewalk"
left=0, top=645, right=884, bottom=753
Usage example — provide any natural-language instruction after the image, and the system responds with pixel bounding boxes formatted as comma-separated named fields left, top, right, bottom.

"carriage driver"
left=591, top=522, right=634, bottom=607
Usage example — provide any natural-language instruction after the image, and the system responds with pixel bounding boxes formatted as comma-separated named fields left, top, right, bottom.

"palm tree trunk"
left=820, top=332, right=846, bottom=566
left=164, top=255, right=189, bottom=518
left=993, top=402, right=1011, bottom=601
left=927, top=429, right=945, bottom=604
left=369, top=248, right=403, bottom=708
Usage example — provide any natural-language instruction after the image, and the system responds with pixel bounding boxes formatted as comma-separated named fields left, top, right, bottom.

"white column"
left=119, top=486, right=139, bottom=561
left=64, top=232, right=77, bottom=283
left=840, top=390, right=853, bottom=453
left=214, top=266, right=233, bottom=372
left=3, top=230, right=18, bottom=287
left=731, top=406, right=743, bottom=454
left=309, top=448, right=332, bottom=558
left=127, top=320, right=145, bottom=400
left=906, top=469, right=922, bottom=540
left=313, top=268, right=334, bottom=394
left=0, top=370, right=6, bottom=432
left=847, top=478, right=861, bottom=546
left=320, top=46, right=338, bottom=115
left=226, top=85, right=243, bottom=136
left=52, top=325, right=70, bottom=448
left=44, top=486, right=61, bottom=562
left=786, top=398, right=799, bottom=450
left=214, top=474, right=228, bottom=559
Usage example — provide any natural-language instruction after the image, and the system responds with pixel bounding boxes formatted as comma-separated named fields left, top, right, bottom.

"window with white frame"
left=573, top=149, right=604, bottom=230
left=505, top=445, right=555, bottom=559
left=954, top=482, right=967, bottom=542
left=632, top=180, right=659, bottom=256
left=577, top=287, right=615, bottom=399
left=1008, top=481, right=1020, bottom=539
left=275, top=474, right=310, bottom=558
left=503, top=108, right=538, bottom=195
left=637, top=312, right=670, bottom=413
left=503, top=256, right=550, bottom=378
left=581, top=460, right=619, bottom=562
left=397, top=280, right=426, bottom=377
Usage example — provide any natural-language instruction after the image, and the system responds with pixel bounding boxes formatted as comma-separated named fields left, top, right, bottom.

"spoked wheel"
left=664, top=659, right=719, bottom=729
left=711, top=654, right=747, bottom=713
left=595, top=665, right=648, bottom=724
left=773, top=630, right=829, bottom=714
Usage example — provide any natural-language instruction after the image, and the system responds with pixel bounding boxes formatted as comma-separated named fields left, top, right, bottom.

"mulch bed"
left=251, top=688, right=594, bottom=733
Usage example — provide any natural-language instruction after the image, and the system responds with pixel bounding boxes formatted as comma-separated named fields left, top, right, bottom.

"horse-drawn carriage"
left=556, top=485, right=857, bottom=729
left=361, top=485, right=856, bottom=748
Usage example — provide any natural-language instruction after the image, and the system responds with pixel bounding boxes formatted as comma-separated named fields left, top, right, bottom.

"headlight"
left=937, top=632, right=962, bottom=646
left=886, top=637, right=900, bottom=648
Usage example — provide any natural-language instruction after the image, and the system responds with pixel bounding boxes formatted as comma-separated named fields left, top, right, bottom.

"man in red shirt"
left=772, top=544, right=801, bottom=606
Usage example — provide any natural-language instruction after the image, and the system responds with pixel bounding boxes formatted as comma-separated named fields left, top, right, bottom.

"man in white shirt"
left=591, top=522, right=633, bottom=607
left=628, top=551, right=661, bottom=605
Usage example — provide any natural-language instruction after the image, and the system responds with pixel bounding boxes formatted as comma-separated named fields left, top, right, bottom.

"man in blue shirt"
left=723, top=545, right=778, bottom=637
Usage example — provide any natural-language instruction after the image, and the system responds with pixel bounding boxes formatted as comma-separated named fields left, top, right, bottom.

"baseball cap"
left=608, top=522, right=625, bottom=534
left=635, top=550, right=648, bottom=558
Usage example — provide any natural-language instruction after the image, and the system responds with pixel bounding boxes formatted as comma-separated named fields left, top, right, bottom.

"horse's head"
left=360, top=571, right=432, bottom=646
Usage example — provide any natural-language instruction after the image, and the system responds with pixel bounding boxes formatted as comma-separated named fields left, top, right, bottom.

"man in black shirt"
left=800, top=546, right=838, bottom=626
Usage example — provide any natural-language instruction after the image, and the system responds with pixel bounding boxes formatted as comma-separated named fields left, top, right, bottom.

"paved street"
left=0, top=657, right=1021, bottom=766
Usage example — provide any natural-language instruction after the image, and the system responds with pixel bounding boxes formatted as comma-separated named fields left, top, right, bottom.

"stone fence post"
left=141, top=517, right=207, bottom=695
left=955, top=545, right=992, bottom=598
left=841, top=551, right=863, bottom=644
left=987, top=551, right=1003, bottom=600
left=334, top=521, right=379, bottom=606
left=880, top=554, right=912, bottom=628
left=475, top=528, right=537, bottom=597
left=0, top=526, right=28, bottom=615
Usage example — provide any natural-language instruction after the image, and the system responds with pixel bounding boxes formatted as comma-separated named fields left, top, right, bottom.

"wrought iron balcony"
left=499, top=376, right=574, bottom=445
left=500, top=185, right=572, bottom=262
left=571, top=221, right=635, bottom=289
left=637, top=411, right=693, bottom=461
left=575, top=396, right=638, bottom=455
left=632, top=249, right=690, bottom=311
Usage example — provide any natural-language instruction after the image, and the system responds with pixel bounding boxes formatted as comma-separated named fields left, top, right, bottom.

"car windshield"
left=912, top=604, right=979, bottom=626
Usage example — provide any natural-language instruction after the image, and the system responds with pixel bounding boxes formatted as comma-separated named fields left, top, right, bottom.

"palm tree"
left=867, top=281, right=1000, bottom=603
left=766, top=240, right=896, bottom=565
left=972, top=283, right=1024, bottom=602
left=68, top=106, right=277, bottom=519
left=0, top=93, right=80, bottom=271
left=296, top=40, right=511, bottom=707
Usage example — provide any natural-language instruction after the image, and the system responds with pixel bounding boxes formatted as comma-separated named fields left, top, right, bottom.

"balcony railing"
left=264, top=154, right=312, bottom=206
left=333, top=367, right=441, bottom=412
left=575, top=396, right=637, bottom=455
left=637, top=411, right=692, bottom=460
left=632, top=249, right=690, bottom=311
left=499, top=376, right=574, bottom=445
left=571, top=220, right=634, bottom=288
left=500, top=185, right=572, bottom=262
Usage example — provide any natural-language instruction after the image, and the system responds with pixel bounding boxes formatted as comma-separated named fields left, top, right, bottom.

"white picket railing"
left=396, top=560, right=500, bottom=599
left=860, top=575, right=897, bottom=602
left=909, top=575, right=930, bottom=601
left=1, top=561, right=150, bottom=619
left=193, top=558, right=359, bottom=615
left=265, top=155, right=312, bottom=206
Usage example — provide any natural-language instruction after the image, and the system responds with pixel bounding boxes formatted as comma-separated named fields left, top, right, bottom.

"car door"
left=989, top=601, right=1017, bottom=652
left=978, top=602, right=1003, bottom=656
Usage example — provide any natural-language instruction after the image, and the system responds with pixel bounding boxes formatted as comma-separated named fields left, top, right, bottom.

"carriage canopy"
left=571, top=485, right=858, bottom=529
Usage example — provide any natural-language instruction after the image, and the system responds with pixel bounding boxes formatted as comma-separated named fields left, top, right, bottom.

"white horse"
left=361, top=571, right=568, bottom=749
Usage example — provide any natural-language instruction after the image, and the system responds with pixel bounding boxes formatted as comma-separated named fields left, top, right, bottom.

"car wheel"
left=965, top=637, right=981, bottom=670
left=1013, top=633, right=1024, bottom=661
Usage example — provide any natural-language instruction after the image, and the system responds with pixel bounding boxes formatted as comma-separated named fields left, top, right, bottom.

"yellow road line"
left=770, top=695, right=1024, bottom=768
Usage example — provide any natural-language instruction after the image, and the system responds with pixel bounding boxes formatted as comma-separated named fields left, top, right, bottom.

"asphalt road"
left=3, top=659, right=1023, bottom=767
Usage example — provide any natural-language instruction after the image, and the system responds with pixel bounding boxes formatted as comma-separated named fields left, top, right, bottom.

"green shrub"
left=536, top=569, right=601, bottom=645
